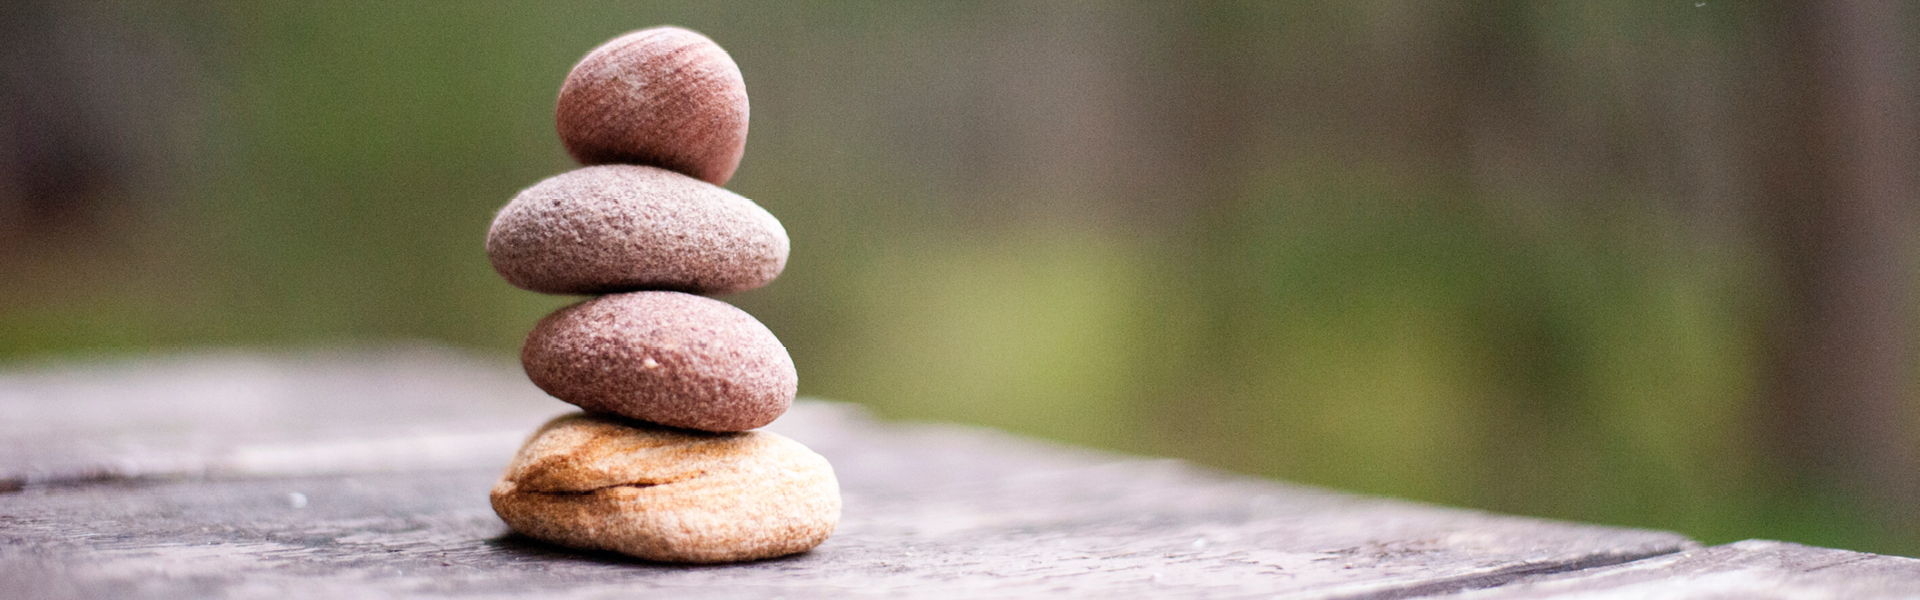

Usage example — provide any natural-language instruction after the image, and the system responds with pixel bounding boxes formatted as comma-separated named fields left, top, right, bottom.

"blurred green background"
left=4, top=1, right=1919, bottom=555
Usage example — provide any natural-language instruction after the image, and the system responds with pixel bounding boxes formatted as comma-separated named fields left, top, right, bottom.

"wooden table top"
left=2, top=347, right=1915, bottom=598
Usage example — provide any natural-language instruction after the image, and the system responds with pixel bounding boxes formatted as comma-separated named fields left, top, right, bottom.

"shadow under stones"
left=483, top=532, right=820, bottom=569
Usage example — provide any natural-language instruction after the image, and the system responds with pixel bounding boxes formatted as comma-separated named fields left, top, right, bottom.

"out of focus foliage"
left=2, top=1, right=1914, bottom=555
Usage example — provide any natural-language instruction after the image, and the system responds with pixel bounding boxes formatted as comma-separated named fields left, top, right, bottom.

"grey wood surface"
left=1438, top=540, right=1920, bottom=599
left=0, top=347, right=1901, bottom=598
left=0, top=346, right=557, bottom=489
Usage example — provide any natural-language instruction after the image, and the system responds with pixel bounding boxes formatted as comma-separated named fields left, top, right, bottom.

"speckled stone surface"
left=556, top=27, right=749, bottom=186
left=522, top=291, right=797, bottom=432
left=491, top=412, right=840, bottom=564
left=486, top=164, right=788, bottom=296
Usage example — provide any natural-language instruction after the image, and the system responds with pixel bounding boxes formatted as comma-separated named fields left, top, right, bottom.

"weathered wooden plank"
left=0, top=349, right=1696, bottom=598
left=0, top=346, right=561, bottom=488
left=1435, top=539, right=1920, bottom=599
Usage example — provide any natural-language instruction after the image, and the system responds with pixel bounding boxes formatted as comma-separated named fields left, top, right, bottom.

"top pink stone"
left=556, top=27, right=749, bottom=186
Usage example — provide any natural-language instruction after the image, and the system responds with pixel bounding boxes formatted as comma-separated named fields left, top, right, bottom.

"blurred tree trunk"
left=1124, top=0, right=1266, bottom=459
left=1410, top=1, right=1540, bottom=196
left=1754, top=0, right=1918, bottom=524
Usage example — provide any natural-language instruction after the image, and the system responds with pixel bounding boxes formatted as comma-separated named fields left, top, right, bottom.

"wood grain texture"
left=0, top=346, right=561, bottom=488
left=1436, top=539, right=1920, bottom=599
left=1, top=348, right=1701, bottom=598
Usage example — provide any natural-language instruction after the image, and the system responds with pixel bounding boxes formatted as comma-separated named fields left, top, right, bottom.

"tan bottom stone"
left=490, top=412, right=839, bottom=563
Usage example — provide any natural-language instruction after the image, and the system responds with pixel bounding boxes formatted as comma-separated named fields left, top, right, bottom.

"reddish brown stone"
left=521, top=291, right=796, bottom=432
left=485, top=164, right=788, bottom=296
left=557, top=27, right=748, bottom=186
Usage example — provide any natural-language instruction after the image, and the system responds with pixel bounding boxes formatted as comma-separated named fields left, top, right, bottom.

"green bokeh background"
left=2, top=1, right=1912, bottom=556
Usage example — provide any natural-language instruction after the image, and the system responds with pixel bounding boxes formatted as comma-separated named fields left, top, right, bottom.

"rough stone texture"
left=556, top=26, right=748, bottom=186
left=1437, top=539, right=1920, bottom=599
left=4, top=350, right=1910, bottom=598
left=523, top=292, right=796, bottom=432
left=492, top=412, right=839, bottom=563
left=486, top=164, right=788, bottom=296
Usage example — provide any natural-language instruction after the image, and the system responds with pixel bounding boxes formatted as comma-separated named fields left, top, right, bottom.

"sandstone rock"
left=557, top=26, right=748, bottom=186
left=486, top=164, right=788, bottom=296
left=522, top=291, right=796, bottom=432
left=491, top=412, right=840, bottom=563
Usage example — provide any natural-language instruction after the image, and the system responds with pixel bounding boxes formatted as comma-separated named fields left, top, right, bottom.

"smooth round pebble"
left=557, top=26, right=749, bottom=186
left=491, top=412, right=840, bottom=563
left=486, top=164, right=788, bottom=296
left=522, top=291, right=796, bottom=432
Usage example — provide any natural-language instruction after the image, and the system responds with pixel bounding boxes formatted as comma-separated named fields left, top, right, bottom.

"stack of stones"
left=482, top=27, right=840, bottom=564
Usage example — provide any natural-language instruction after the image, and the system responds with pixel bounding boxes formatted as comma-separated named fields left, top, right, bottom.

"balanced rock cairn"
left=483, top=27, right=839, bottom=564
